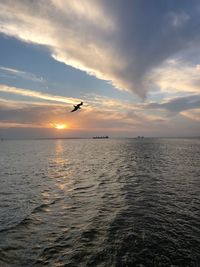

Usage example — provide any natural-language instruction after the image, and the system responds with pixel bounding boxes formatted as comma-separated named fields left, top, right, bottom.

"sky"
left=0, top=0, right=200, bottom=138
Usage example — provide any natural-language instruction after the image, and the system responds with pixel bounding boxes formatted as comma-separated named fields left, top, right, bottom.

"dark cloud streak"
left=102, top=0, right=200, bottom=96
left=146, top=94, right=200, bottom=113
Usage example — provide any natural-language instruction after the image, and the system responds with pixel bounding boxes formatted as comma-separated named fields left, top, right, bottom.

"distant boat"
left=93, top=136, right=109, bottom=139
left=137, top=136, right=144, bottom=139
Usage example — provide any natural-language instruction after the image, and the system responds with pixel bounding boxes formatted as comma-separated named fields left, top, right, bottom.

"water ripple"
left=0, top=138, right=199, bottom=266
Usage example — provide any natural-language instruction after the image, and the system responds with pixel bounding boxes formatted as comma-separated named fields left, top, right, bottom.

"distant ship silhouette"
left=137, top=136, right=144, bottom=139
left=93, top=136, right=109, bottom=139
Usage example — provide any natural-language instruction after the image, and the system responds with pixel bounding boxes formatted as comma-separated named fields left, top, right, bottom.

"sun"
left=52, top=123, right=68, bottom=130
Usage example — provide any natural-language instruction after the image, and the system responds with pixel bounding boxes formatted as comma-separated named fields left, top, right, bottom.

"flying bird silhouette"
left=71, top=102, right=83, bottom=112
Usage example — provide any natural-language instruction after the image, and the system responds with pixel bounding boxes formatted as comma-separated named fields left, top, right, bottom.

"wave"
left=0, top=198, right=61, bottom=233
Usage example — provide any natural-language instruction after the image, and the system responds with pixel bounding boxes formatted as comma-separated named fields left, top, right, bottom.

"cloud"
left=0, top=121, right=42, bottom=128
left=0, top=66, right=45, bottom=83
left=0, top=84, right=80, bottom=104
left=0, top=97, right=74, bottom=129
left=145, top=94, right=200, bottom=114
left=149, top=59, right=200, bottom=94
left=1, top=93, right=199, bottom=137
left=0, top=89, right=166, bottom=132
left=1, top=84, right=198, bottom=132
left=0, top=84, right=139, bottom=112
left=168, top=11, right=190, bottom=28
left=181, top=109, right=200, bottom=121
left=0, top=1, right=200, bottom=97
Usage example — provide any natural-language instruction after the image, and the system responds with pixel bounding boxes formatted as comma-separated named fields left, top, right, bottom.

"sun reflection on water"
left=52, top=140, right=72, bottom=191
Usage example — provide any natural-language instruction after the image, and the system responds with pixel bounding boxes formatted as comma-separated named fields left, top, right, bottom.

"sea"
left=0, top=138, right=199, bottom=267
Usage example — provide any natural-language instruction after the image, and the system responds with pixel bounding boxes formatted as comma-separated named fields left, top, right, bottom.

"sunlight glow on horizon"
left=51, top=123, right=68, bottom=130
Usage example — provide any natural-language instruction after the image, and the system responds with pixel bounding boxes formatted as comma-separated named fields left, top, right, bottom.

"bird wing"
left=78, top=102, right=83, bottom=107
left=71, top=107, right=77, bottom=112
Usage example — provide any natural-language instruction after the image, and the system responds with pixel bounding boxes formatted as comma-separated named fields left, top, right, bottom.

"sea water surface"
left=0, top=138, right=199, bottom=267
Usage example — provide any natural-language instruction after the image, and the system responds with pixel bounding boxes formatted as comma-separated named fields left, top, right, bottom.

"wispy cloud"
left=0, top=84, right=80, bottom=104
left=0, top=84, right=138, bottom=112
left=0, top=121, right=43, bottom=128
left=0, top=66, right=45, bottom=83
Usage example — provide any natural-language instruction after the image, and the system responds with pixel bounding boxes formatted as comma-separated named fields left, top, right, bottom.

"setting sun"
left=52, top=123, right=68, bottom=130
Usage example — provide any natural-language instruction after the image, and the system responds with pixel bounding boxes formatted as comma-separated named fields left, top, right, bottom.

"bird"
left=71, top=102, right=83, bottom=112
